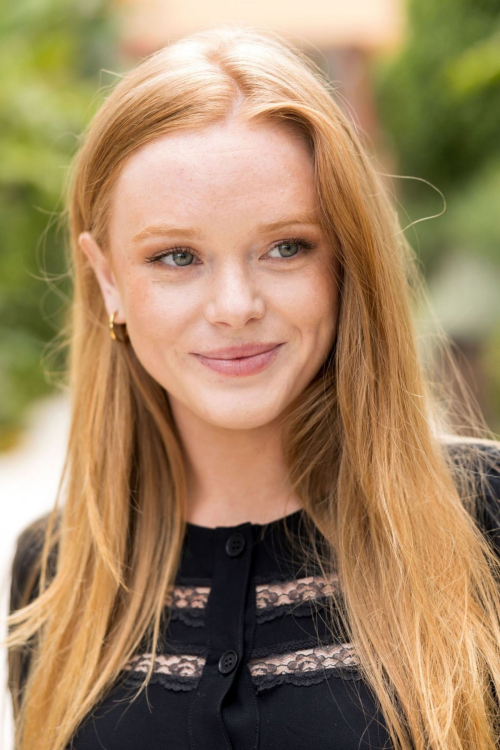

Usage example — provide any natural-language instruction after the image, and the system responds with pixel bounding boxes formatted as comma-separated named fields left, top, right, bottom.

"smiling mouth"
left=195, top=342, right=283, bottom=359
left=192, top=344, right=283, bottom=377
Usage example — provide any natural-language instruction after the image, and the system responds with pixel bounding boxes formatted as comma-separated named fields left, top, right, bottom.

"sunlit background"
left=1, top=0, right=499, bottom=744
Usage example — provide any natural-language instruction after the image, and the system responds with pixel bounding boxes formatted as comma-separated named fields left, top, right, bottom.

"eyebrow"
left=131, top=212, right=323, bottom=244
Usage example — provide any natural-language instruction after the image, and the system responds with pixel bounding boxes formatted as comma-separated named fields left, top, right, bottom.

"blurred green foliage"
left=375, top=0, right=500, bottom=271
left=374, top=0, right=500, bottom=433
left=0, top=0, right=119, bottom=450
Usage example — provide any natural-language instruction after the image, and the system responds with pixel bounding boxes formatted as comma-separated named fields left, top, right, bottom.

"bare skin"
left=79, top=115, right=339, bottom=528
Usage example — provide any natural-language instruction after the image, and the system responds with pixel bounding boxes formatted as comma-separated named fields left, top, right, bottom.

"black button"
left=225, top=532, right=246, bottom=557
left=218, top=650, right=238, bottom=675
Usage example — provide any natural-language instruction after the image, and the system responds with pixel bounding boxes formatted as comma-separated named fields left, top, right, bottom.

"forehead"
left=108, top=119, right=319, bottom=243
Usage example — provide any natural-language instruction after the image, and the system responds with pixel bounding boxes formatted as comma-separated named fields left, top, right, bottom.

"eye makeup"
left=144, top=236, right=317, bottom=267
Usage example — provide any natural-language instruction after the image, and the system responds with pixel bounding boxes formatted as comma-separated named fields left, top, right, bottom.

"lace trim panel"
left=248, top=642, right=360, bottom=691
left=122, top=653, right=205, bottom=692
left=121, top=641, right=361, bottom=693
left=165, top=573, right=340, bottom=627
left=165, top=585, right=210, bottom=628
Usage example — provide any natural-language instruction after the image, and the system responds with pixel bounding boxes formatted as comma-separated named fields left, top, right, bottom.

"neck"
left=169, top=397, right=302, bottom=528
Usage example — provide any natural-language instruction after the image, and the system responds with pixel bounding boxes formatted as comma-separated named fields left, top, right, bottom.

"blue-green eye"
left=164, top=250, right=194, bottom=267
left=144, top=247, right=199, bottom=267
left=269, top=241, right=300, bottom=259
left=145, top=236, right=316, bottom=268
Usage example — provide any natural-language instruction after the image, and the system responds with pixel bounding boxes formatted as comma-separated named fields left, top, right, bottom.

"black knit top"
left=8, top=442, right=500, bottom=750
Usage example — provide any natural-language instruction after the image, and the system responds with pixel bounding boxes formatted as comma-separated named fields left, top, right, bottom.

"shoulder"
left=441, top=435, right=500, bottom=469
left=439, top=436, right=500, bottom=482
left=10, top=511, right=60, bottom=614
left=439, top=436, right=500, bottom=545
left=8, top=512, right=60, bottom=713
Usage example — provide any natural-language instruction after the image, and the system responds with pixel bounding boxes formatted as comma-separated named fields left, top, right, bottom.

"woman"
left=5, top=24, right=500, bottom=750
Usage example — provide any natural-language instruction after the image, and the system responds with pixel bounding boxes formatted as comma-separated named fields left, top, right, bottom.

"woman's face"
left=80, top=116, right=339, bottom=430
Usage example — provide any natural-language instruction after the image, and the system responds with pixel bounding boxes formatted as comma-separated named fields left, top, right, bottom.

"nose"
left=204, top=260, right=265, bottom=328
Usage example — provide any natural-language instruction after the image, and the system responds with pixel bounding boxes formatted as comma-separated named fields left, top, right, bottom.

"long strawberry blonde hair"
left=4, top=24, right=500, bottom=750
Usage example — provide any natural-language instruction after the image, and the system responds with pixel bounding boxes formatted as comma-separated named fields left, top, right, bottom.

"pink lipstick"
left=192, top=343, right=283, bottom=377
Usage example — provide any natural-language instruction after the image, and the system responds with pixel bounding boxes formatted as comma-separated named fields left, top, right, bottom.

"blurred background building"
left=1, top=0, right=499, bottom=744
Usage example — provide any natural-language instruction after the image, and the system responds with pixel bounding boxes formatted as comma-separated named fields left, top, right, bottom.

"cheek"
left=123, top=282, right=198, bottom=391
left=284, top=269, right=338, bottom=338
left=123, top=280, right=198, bottom=346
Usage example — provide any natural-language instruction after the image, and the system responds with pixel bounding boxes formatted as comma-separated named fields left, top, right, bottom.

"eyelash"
left=144, top=236, right=317, bottom=267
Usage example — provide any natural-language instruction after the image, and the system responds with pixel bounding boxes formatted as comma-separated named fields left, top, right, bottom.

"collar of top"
left=179, top=507, right=309, bottom=579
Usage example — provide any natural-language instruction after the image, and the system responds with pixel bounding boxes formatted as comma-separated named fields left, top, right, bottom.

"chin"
left=198, top=404, right=285, bottom=431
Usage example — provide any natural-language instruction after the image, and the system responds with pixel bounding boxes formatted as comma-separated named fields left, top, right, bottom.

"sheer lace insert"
left=122, top=640, right=361, bottom=693
left=122, top=653, right=204, bottom=692
left=165, top=573, right=341, bottom=627
left=248, top=642, right=361, bottom=690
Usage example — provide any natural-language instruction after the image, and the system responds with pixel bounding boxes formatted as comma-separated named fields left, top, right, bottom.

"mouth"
left=194, top=342, right=283, bottom=359
left=191, top=343, right=284, bottom=377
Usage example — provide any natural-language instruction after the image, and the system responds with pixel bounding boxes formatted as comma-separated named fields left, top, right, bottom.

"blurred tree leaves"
left=373, top=0, right=500, bottom=434
left=446, top=29, right=500, bottom=96
left=0, top=0, right=119, bottom=450
left=374, top=0, right=500, bottom=273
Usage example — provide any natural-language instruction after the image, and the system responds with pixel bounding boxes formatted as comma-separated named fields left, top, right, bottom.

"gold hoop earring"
left=109, top=311, right=129, bottom=343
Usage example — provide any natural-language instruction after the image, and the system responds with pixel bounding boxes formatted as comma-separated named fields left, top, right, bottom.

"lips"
left=191, top=343, right=283, bottom=377
left=194, top=343, right=283, bottom=360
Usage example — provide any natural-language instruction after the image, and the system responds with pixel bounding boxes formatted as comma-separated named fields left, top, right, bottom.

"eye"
left=144, top=236, right=316, bottom=268
left=145, top=248, right=199, bottom=267
left=267, top=238, right=314, bottom=259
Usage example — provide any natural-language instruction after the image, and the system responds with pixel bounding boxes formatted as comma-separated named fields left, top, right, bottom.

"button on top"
left=225, top=532, right=246, bottom=557
left=218, top=649, right=238, bottom=675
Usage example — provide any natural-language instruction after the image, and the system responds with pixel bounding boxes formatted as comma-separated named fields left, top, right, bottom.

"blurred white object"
left=0, top=393, right=70, bottom=750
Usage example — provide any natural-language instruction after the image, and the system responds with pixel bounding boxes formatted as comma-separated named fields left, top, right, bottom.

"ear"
left=78, top=232, right=126, bottom=324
